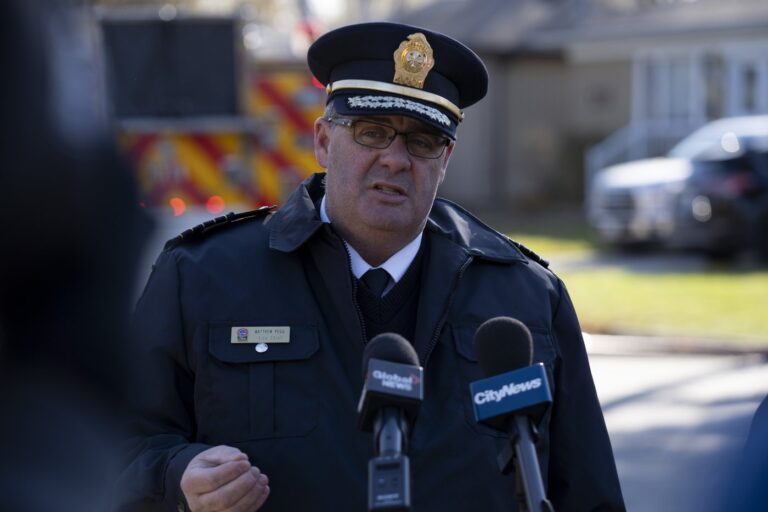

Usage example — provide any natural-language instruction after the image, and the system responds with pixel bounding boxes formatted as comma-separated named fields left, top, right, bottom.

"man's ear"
left=437, top=141, right=455, bottom=186
left=314, top=118, right=331, bottom=168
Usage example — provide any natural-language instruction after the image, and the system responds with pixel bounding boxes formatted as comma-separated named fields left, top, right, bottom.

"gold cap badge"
left=393, top=33, right=434, bottom=89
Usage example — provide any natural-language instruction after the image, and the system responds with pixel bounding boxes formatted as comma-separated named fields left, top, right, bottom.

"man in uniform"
left=117, top=22, right=625, bottom=512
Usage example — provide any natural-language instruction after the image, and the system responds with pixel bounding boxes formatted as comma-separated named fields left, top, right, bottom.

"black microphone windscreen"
left=362, top=333, right=419, bottom=379
left=473, top=317, right=533, bottom=377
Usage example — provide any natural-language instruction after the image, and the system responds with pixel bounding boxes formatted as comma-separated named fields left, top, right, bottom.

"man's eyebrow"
left=388, top=119, right=443, bottom=134
left=355, top=116, right=445, bottom=137
left=356, top=116, right=393, bottom=125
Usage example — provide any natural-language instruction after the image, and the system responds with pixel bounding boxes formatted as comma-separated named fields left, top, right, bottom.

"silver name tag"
left=230, top=326, right=291, bottom=344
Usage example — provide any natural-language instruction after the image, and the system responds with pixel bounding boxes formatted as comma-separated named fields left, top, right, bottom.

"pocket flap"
left=452, top=324, right=556, bottom=365
left=208, top=324, right=319, bottom=363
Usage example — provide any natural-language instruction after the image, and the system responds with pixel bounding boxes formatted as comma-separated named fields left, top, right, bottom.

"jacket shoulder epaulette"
left=508, top=239, right=550, bottom=269
left=164, top=206, right=276, bottom=251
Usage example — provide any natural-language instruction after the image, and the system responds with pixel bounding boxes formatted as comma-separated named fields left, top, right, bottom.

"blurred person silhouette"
left=0, top=1, right=151, bottom=510
left=711, top=394, right=768, bottom=511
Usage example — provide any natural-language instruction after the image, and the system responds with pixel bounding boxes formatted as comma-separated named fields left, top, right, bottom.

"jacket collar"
left=267, top=174, right=326, bottom=252
left=426, top=197, right=527, bottom=264
left=268, top=173, right=527, bottom=264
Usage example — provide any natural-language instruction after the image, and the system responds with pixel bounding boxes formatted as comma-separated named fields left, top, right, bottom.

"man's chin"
left=360, top=209, right=407, bottom=228
left=361, top=215, right=425, bottom=240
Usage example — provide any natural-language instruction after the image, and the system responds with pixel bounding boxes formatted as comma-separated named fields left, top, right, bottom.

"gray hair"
left=322, top=103, right=337, bottom=120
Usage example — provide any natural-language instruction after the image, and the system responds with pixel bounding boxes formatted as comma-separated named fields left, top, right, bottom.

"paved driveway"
left=589, top=349, right=768, bottom=512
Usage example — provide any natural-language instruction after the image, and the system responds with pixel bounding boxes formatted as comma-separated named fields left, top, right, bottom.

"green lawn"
left=559, top=268, right=768, bottom=342
left=509, top=232, right=768, bottom=344
left=509, top=233, right=596, bottom=258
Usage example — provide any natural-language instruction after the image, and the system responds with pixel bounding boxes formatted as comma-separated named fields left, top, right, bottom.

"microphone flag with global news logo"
left=358, top=358, right=423, bottom=432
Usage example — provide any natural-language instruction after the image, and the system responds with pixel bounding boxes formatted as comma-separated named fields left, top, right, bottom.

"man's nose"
left=378, top=134, right=412, bottom=170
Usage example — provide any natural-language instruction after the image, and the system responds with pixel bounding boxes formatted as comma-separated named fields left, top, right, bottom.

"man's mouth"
left=373, top=183, right=405, bottom=196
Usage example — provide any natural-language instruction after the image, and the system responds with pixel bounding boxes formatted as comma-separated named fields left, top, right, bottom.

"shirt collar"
left=320, top=195, right=422, bottom=283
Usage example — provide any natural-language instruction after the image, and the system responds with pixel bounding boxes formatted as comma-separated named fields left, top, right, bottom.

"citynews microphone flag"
left=470, top=363, right=552, bottom=430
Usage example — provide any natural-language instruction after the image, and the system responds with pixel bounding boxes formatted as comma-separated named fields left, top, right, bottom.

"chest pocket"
left=450, top=323, right=557, bottom=438
left=205, top=324, right=320, bottom=442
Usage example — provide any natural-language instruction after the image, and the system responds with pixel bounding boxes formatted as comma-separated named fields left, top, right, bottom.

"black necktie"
left=361, top=268, right=391, bottom=298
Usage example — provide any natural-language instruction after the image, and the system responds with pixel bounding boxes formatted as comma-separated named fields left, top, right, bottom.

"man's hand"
left=180, top=445, right=270, bottom=511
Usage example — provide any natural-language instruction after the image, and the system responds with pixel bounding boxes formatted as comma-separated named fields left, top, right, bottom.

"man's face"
left=314, top=114, right=453, bottom=245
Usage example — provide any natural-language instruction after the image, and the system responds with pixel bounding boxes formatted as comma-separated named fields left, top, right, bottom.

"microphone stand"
left=498, top=418, right=555, bottom=512
left=368, top=408, right=411, bottom=511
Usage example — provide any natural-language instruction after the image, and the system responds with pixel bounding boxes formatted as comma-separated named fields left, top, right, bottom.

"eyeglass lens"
left=350, top=120, right=448, bottom=158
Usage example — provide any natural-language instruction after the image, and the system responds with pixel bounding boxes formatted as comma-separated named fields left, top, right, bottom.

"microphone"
left=470, top=317, right=555, bottom=512
left=357, top=333, right=423, bottom=511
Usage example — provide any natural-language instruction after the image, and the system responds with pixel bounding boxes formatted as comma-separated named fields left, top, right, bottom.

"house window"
left=703, top=54, right=724, bottom=119
left=726, top=54, right=768, bottom=116
left=742, top=65, right=758, bottom=112
left=638, top=52, right=700, bottom=122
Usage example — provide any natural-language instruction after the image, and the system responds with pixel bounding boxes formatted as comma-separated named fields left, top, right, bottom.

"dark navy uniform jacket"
left=117, top=173, right=625, bottom=511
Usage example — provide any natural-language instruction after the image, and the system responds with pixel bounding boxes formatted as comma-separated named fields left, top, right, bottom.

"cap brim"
left=330, top=93, right=458, bottom=139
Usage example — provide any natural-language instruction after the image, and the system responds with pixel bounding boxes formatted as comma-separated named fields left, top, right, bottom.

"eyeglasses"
left=326, top=117, right=450, bottom=159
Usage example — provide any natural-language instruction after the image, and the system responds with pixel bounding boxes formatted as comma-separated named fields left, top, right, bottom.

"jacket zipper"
left=341, top=239, right=368, bottom=344
left=422, top=254, right=473, bottom=364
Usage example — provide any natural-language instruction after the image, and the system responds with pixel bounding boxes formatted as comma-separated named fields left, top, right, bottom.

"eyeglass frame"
left=324, top=116, right=452, bottom=159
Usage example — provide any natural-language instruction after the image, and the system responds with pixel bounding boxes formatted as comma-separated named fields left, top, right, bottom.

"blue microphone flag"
left=470, top=363, right=552, bottom=426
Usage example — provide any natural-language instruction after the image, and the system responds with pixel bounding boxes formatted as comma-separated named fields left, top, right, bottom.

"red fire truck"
left=100, top=9, right=325, bottom=218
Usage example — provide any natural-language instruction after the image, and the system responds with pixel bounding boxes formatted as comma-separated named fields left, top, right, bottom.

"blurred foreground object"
left=588, top=115, right=768, bottom=259
left=0, top=1, right=150, bottom=510
left=712, top=395, right=768, bottom=511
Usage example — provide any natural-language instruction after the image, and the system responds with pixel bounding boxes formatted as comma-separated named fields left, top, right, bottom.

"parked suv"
left=588, top=115, right=768, bottom=257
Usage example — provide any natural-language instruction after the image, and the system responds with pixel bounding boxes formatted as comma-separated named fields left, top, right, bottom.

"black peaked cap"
left=308, top=22, right=488, bottom=138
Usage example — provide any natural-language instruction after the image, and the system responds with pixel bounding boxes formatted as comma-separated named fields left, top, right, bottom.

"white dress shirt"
left=320, top=195, right=422, bottom=295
